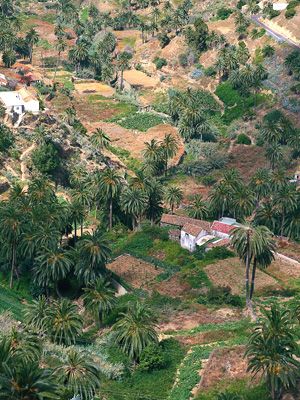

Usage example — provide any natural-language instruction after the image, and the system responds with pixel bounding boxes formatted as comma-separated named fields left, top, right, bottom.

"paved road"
left=251, top=15, right=300, bottom=50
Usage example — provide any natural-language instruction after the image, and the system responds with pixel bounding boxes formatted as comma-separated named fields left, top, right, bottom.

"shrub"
left=285, top=8, right=296, bottom=19
left=217, top=7, right=233, bottom=20
left=158, top=33, right=170, bottom=48
left=204, top=246, right=234, bottom=261
left=262, top=44, right=275, bottom=58
left=139, top=344, right=166, bottom=372
left=0, top=124, right=14, bottom=152
left=201, top=175, right=217, bottom=186
left=178, top=53, right=188, bottom=67
left=31, top=142, right=60, bottom=174
left=291, top=83, right=300, bottom=94
left=153, top=57, right=167, bottom=70
left=198, top=286, right=244, bottom=307
left=204, top=66, right=217, bottom=77
left=236, top=133, right=251, bottom=145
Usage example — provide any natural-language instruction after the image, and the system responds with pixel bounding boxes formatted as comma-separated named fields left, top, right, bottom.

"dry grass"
left=74, top=82, right=115, bottom=97
left=268, top=256, right=300, bottom=286
left=123, top=70, right=159, bottom=89
left=107, top=254, right=161, bottom=290
left=204, top=257, right=281, bottom=295
left=227, top=145, right=269, bottom=180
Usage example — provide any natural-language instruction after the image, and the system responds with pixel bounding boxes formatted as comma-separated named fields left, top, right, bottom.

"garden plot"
left=106, top=254, right=161, bottom=291
left=159, top=306, right=242, bottom=333
left=227, top=145, right=269, bottom=180
left=87, top=121, right=184, bottom=164
left=74, top=81, right=115, bottom=97
left=268, top=256, right=300, bottom=287
left=197, top=346, right=257, bottom=392
left=277, top=240, right=300, bottom=263
left=152, top=273, right=191, bottom=298
left=204, top=257, right=281, bottom=295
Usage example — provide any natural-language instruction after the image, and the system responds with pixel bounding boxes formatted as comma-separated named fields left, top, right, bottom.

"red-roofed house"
left=211, top=218, right=239, bottom=239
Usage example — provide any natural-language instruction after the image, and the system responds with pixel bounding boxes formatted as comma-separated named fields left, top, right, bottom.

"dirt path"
left=20, top=143, right=36, bottom=181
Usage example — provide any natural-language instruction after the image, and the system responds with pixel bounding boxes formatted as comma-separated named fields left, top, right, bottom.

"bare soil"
left=204, top=257, right=281, bottom=295
left=107, top=254, right=161, bottom=291
left=198, top=346, right=257, bottom=390
left=227, top=145, right=269, bottom=180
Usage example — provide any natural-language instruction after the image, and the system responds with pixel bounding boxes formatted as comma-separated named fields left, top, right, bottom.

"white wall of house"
left=24, top=99, right=39, bottom=113
left=180, top=231, right=197, bottom=252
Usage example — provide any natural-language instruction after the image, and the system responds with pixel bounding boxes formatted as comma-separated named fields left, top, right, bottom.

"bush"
left=204, top=246, right=235, bottom=261
left=236, top=133, right=251, bottom=145
left=201, top=175, right=217, bottom=186
left=198, top=286, right=244, bottom=307
left=0, top=124, right=14, bottom=152
left=291, top=83, right=300, bottom=94
left=204, top=66, right=217, bottom=77
left=31, top=142, right=60, bottom=174
left=158, top=33, right=170, bottom=48
left=178, top=53, right=188, bottom=67
left=153, top=57, right=167, bottom=70
left=217, top=7, right=233, bottom=20
left=285, top=8, right=296, bottom=19
left=262, top=44, right=275, bottom=58
left=139, top=344, right=166, bottom=372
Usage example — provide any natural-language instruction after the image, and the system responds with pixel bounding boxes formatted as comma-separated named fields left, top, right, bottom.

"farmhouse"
left=273, top=1, right=288, bottom=11
left=161, top=214, right=237, bottom=252
left=0, top=88, right=39, bottom=116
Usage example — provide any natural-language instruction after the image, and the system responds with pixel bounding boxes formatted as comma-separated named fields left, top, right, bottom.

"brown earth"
left=152, top=273, right=191, bottom=298
left=268, top=256, right=300, bottom=286
left=107, top=254, right=161, bottom=291
left=277, top=240, right=300, bottom=263
left=198, top=346, right=257, bottom=390
left=159, top=305, right=242, bottom=332
left=84, top=120, right=185, bottom=164
left=227, top=145, right=269, bottom=180
left=204, top=257, right=281, bottom=295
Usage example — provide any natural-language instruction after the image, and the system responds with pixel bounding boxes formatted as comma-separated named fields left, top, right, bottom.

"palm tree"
left=117, top=51, right=132, bottom=90
left=34, top=248, right=73, bottom=297
left=53, top=37, right=66, bottom=82
left=143, top=139, right=161, bottom=163
left=25, top=296, right=49, bottom=332
left=113, top=302, right=158, bottom=362
left=75, top=229, right=111, bottom=285
left=273, top=184, right=297, bottom=237
left=232, top=185, right=255, bottom=219
left=90, top=128, right=111, bottom=151
left=255, top=201, right=278, bottom=232
left=209, top=181, right=233, bottom=218
left=0, top=361, right=58, bottom=400
left=231, top=224, right=276, bottom=313
left=161, top=133, right=178, bottom=176
left=246, top=303, right=299, bottom=400
left=0, top=203, right=23, bottom=288
left=83, top=277, right=116, bottom=328
left=54, top=349, right=100, bottom=400
left=25, top=28, right=39, bottom=64
left=144, top=178, right=164, bottom=225
left=188, top=195, right=208, bottom=220
left=265, top=143, right=284, bottom=170
left=121, top=186, right=148, bottom=230
left=99, top=168, right=122, bottom=230
left=48, top=299, right=82, bottom=346
left=164, top=186, right=183, bottom=214
left=250, top=168, right=271, bottom=206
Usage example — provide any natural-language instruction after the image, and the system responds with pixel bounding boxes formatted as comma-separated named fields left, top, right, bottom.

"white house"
left=0, top=88, right=39, bottom=116
left=273, top=2, right=288, bottom=11
left=180, top=222, right=211, bottom=252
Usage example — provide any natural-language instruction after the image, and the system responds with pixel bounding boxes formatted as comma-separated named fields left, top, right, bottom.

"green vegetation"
left=111, top=112, right=166, bottom=132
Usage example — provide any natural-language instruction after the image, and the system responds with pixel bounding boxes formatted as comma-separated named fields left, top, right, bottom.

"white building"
left=0, top=88, right=39, bottom=115
left=180, top=223, right=211, bottom=252
left=211, top=218, right=239, bottom=239
left=273, top=2, right=288, bottom=11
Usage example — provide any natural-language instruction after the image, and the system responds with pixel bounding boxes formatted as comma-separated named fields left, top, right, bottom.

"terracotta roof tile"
left=207, top=238, right=230, bottom=248
left=161, top=214, right=211, bottom=232
left=182, top=223, right=206, bottom=237
left=211, top=221, right=236, bottom=235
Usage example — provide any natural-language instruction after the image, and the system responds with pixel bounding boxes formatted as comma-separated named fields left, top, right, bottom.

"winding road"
left=251, top=15, right=300, bottom=50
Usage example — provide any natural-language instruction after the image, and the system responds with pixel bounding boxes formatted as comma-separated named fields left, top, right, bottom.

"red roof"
left=211, top=221, right=236, bottom=235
